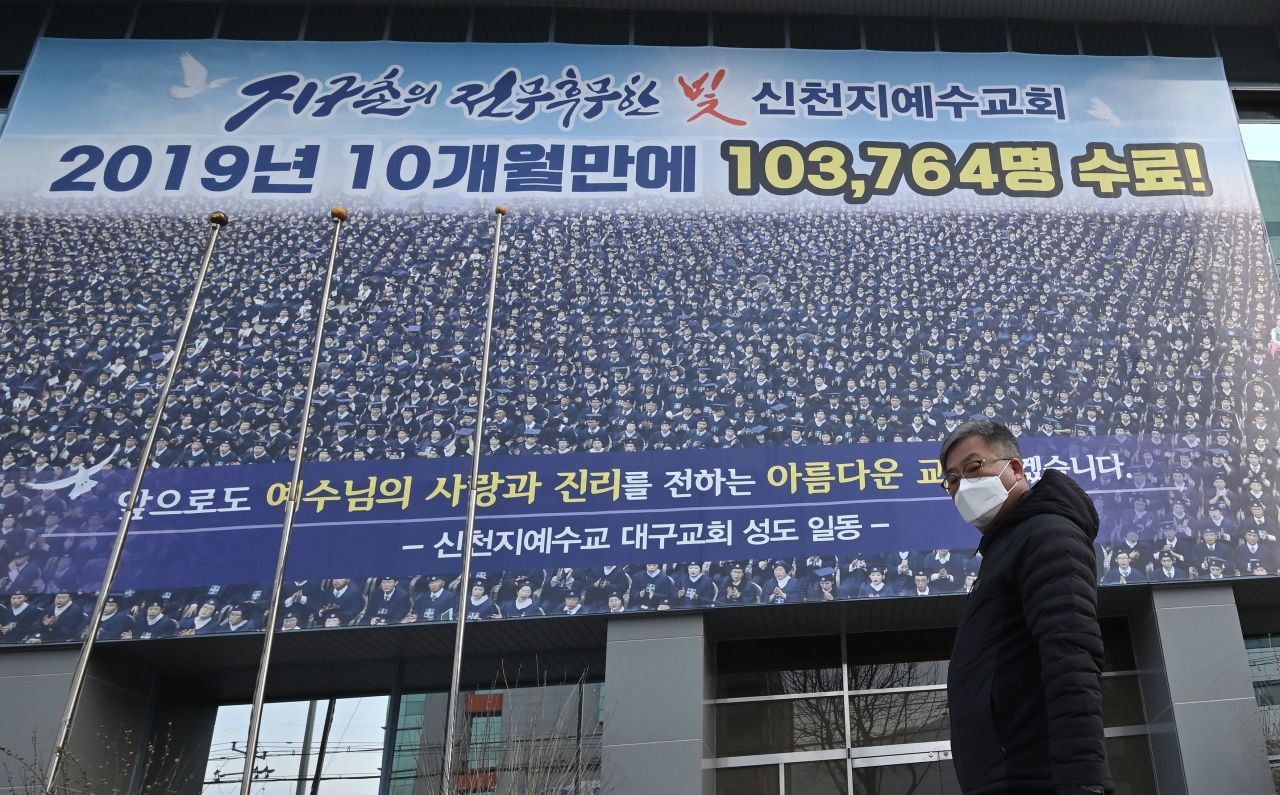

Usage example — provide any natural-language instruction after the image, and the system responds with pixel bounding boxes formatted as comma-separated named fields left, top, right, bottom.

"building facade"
left=1, top=3, right=1280, bottom=795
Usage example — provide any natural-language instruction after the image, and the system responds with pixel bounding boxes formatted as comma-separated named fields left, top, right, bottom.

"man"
left=363, top=576, right=410, bottom=625
left=629, top=564, right=675, bottom=611
left=1238, top=529, right=1274, bottom=571
left=0, top=594, right=43, bottom=644
left=1101, top=551, right=1145, bottom=585
left=96, top=595, right=134, bottom=640
left=279, top=579, right=322, bottom=627
left=41, top=592, right=86, bottom=642
left=410, top=574, right=456, bottom=622
left=715, top=564, right=762, bottom=605
left=1153, top=551, right=1186, bottom=581
left=940, top=420, right=1110, bottom=795
left=1194, top=529, right=1235, bottom=577
left=135, top=600, right=178, bottom=639
left=178, top=600, right=222, bottom=636
left=319, top=578, right=365, bottom=626
left=217, top=605, right=256, bottom=633
left=559, top=592, right=588, bottom=616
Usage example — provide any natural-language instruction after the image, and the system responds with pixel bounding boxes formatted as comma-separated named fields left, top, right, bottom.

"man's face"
left=54, top=593, right=71, bottom=608
left=331, top=578, right=350, bottom=590
left=1115, top=553, right=1131, bottom=568
left=941, top=434, right=1022, bottom=526
left=915, top=574, right=929, bottom=589
left=147, top=604, right=163, bottom=619
left=381, top=578, right=397, bottom=593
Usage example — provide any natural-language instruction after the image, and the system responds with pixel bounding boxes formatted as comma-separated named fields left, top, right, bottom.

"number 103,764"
left=720, top=139, right=1063, bottom=204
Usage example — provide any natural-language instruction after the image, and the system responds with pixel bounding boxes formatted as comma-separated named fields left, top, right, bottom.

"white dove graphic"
left=1087, top=96, right=1121, bottom=126
left=26, top=447, right=118, bottom=500
left=167, top=52, right=233, bottom=99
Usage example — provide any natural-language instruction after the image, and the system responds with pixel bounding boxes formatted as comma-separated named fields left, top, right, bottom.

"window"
left=1246, top=635, right=1280, bottom=788
left=471, top=7, right=551, bottom=43
left=305, top=5, right=388, bottom=41
left=0, top=74, right=17, bottom=109
left=1147, top=25, right=1215, bottom=58
left=788, top=15, right=860, bottom=50
left=864, top=17, right=934, bottom=52
left=132, top=3, right=219, bottom=40
left=46, top=2, right=131, bottom=39
left=218, top=4, right=306, bottom=41
left=715, top=625, right=1152, bottom=795
left=1009, top=20, right=1077, bottom=55
left=554, top=10, right=630, bottom=45
left=1217, top=27, right=1280, bottom=84
left=937, top=19, right=1006, bottom=53
left=1079, top=23, right=1147, bottom=56
left=0, top=3, right=44, bottom=70
left=203, top=697, right=390, bottom=793
left=389, top=7, right=470, bottom=42
left=1241, top=124, right=1280, bottom=268
left=389, top=681, right=603, bottom=794
left=634, top=12, right=707, bottom=47
left=714, top=13, right=785, bottom=49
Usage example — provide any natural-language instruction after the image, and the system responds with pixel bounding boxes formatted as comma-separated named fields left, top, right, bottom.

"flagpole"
left=439, top=205, right=507, bottom=795
left=44, top=212, right=229, bottom=794
left=239, top=207, right=348, bottom=795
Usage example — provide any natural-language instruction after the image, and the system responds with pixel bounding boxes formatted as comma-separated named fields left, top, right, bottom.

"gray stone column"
left=602, top=613, right=712, bottom=795
left=0, top=648, right=76, bottom=793
left=1132, top=584, right=1271, bottom=795
left=0, top=648, right=164, bottom=794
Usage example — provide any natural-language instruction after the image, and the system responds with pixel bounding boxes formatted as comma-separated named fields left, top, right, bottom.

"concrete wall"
left=0, top=647, right=181, bottom=795
left=0, top=648, right=76, bottom=794
left=602, top=614, right=712, bottom=795
left=1133, top=585, right=1273, bottom=795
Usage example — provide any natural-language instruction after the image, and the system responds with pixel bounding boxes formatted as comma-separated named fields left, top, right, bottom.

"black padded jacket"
left=947, top=469, right=1113, bottom=795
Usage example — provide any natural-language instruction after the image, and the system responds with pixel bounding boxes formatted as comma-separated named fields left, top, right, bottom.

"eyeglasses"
left=940, top=458, right=1012, bottom=493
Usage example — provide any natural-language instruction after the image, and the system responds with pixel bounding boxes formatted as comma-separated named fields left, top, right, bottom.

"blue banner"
left=0, top=38, right=1275, bottom=643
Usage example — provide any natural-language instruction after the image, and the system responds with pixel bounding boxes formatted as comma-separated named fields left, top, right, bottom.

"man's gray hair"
left=938, top=420, right=1021, bottom=468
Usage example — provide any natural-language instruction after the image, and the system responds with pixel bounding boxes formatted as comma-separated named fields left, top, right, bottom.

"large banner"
left=0, top=39, right=1277, bottom=642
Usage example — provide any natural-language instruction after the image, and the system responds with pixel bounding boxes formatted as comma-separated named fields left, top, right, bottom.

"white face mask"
left=954, top=460, right=1013, bottom=528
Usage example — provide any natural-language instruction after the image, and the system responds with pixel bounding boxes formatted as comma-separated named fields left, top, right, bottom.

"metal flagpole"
left=439, top=205, right=507, bottom=795
left=240, top=207, right=348, bottom=795
left=44, top=212, right=229, bottom=795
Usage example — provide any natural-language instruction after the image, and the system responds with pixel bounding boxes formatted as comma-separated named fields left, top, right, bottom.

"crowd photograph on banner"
left=0, top=41, right=1276, bottom=645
